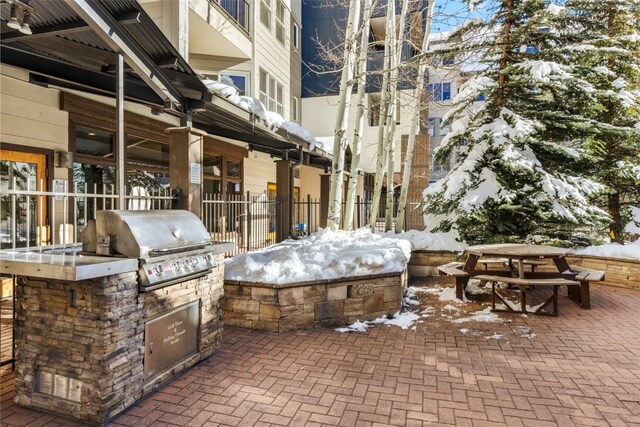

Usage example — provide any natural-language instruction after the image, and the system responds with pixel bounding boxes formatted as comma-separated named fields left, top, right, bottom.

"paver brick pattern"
left=1, top=282, right=639, bottom=426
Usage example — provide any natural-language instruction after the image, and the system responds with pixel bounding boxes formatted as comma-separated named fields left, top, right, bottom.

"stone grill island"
left=1, top=210, right=232, bottom=424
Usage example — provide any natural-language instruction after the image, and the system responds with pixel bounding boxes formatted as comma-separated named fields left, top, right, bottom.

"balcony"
left=190, top=0, right=252, bottom=61
left=210, top=0, right=250, bottom=34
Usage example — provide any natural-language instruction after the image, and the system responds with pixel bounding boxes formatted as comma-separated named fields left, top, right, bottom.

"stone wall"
left=566, top=255, right=640, bottom=291
left=14, top=256, right=224, bottom=424
left=223, top=270, right=407, bottom=332
left=409, top=251, right=459, bottom=277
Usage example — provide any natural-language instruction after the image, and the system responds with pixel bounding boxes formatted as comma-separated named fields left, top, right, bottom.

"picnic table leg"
left=579, top=281, right=591, bottom=309
left=519, top=285, right=527, bottom=313
left=455, top=277, right=467, bottom=300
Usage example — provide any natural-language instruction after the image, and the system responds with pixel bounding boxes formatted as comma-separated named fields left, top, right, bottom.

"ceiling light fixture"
left=7, top=5, right=21, bottom=29
left=19, top=10, right=32, bottom=35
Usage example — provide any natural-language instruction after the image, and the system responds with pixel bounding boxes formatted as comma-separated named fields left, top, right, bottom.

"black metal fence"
left=203, top=192, right=423, bottom=257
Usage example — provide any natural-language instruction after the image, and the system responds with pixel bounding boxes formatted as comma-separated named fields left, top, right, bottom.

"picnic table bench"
left=475, top=274, right=579, bottom=316
left=438, top=244, right=605, bottom=314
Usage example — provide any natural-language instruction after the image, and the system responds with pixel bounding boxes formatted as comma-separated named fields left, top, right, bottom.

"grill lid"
left=90, top=210, right=212, bottom=259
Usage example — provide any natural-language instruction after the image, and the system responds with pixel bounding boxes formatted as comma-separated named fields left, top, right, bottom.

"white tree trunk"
left=396, top=0, right=436, bottom=232
left=327, top=0, right=362, bottom=230
left=343, top=0, right=373, bottom=231
left=368, top=0, right=396, bottom=230
left=383, top=0, right=409, bottom=231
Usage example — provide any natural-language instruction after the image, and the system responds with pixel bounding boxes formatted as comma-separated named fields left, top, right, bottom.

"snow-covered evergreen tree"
left=422, top=0, right=616, bottom=245
left=557, top=0, right=640, bottom=242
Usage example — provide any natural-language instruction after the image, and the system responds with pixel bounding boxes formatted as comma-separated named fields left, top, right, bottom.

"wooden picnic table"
left=439, top=244, right=603, bottom=313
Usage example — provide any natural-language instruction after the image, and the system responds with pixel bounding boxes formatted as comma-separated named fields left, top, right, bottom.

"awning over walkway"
left=0, top=0, right=330, bottom=167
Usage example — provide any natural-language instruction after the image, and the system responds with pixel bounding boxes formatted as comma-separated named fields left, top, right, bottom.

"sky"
left=431, top=0, right=492, bottom=32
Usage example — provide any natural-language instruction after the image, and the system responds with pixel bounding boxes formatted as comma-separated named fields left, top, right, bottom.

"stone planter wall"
left=223, top=270, right=408, bottom=332
left=409, top=250, right=459, bottom=277
left=566, top=255, right=640, bottom=291
left=14, top=255, right=224, bottom=425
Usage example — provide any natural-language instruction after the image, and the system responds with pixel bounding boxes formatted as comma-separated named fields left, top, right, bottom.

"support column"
left=275, top=159, right=294, bottom=242
left=115, top=53, right=125, bottom=209
left=319, top=173, right=330, bottom=229
left=166, top=126, right=206, bottom=218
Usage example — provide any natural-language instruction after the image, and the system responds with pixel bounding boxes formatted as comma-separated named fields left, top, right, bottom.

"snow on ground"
left=225, top=228, right=411, bottom=284
left=452, top=307, right=503, bottom=323
left=383, top=229, right=467, bottom=252
left=438, top=287, right=467, bottom=303
left=574, top=239, right=640, bottom=261
left=485, top=333, right=505, bottom=340
left=335, top=310, right=420, bottom=333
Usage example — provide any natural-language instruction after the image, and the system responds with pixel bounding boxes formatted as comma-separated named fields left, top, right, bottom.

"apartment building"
left=300, top=1, right=483, bottom=227
left=139, top=0, right=316, bottom=201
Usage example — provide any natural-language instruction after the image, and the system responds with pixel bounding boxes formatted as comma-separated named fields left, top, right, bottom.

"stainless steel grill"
left=82, top=210, right=215, bottom=290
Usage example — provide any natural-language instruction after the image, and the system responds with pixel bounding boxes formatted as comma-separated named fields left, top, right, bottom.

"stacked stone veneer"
left=223, top=270, right=408, bottom=332
left=566, top=255, right=639, bottom=291
left=14, top=255, right=224, bottom=425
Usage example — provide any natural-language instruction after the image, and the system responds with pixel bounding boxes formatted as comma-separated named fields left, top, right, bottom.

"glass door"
left=0, top=149, right=47, bottom=250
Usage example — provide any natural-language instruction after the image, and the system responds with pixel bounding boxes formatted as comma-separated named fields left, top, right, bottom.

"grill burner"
left=83, top=210, right=215, bottom=290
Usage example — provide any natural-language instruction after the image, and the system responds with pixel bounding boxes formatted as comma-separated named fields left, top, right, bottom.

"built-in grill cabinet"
left=6, top=210, right=232, bottom=425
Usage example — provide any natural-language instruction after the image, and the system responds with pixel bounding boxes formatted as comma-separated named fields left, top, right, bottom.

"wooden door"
left=0, top=149, right=48, bottom=249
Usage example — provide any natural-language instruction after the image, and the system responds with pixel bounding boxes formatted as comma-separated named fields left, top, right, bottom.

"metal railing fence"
left=0, top=181, right=423, bottom=256
left=209, top=0, right=251, bottom=34
left=0, top=178, right=173, bottom=251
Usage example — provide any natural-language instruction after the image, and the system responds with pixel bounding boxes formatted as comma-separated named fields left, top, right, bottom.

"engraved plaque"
left=144, top=300, right=200, bottom=382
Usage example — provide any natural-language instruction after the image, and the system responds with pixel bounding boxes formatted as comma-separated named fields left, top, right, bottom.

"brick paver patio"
left=1, top=281, right=639, bottom=426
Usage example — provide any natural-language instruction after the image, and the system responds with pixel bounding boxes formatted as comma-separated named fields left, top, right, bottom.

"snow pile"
left=224, top=228, right=412, bottom=284
left=312, top=136, right=334, bottom=153
left=484, top=333, right=505, bottom=340
left=202, top=78, right=320, bottom=147
left=383, top=229, right=467, bottom=252
left=335, top=310, right=420, bottom=332
left=574, top=239, right=640, bottom=261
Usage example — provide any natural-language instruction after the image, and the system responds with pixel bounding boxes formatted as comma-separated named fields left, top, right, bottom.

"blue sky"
left=431, top=0, right=492, bottom=32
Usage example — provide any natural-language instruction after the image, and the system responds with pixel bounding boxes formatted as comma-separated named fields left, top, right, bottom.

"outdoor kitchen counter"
left=0, top=251, right=138, bottom=281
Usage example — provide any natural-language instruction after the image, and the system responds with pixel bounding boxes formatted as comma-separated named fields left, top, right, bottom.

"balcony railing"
left=210, top=0, right=250, bottom=34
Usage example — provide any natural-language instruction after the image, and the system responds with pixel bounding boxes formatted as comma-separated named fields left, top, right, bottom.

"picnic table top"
left=466, top=243, right=571, bottom=258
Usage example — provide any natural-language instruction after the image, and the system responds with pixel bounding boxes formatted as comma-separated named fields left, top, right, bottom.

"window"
left=260, top=0, right=271, bottom=29
left=476, top=94, right=485, bottom=102
left=428, top=83, right=452, bottom=101
left=292, top=96, right=299, bottom=122
left=292, top=23, right=299, bottom=49
left=223, top=74, right=249, bottom=96
left=443, top=54, right=455, bottom=65
left=259, top=68, right=284, bottom=115
left=203, top=154, right=242, bottom=196
left=275, top=1, right=285, bottom=44
left=428, top=118, right=436, bottom=137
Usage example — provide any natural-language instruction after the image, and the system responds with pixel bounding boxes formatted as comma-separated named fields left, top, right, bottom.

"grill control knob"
left=154, top=265, right=163, bottom=275
left=176, top=261, right=184, bottom=270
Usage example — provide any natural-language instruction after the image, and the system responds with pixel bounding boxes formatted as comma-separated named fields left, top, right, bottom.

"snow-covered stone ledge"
left=223, top=229, right=411, bottom=332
